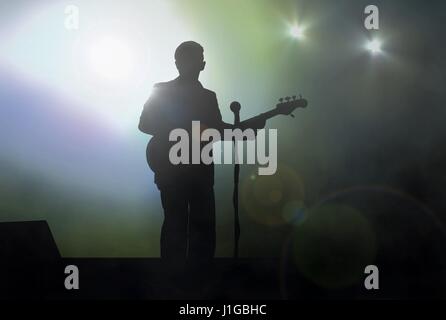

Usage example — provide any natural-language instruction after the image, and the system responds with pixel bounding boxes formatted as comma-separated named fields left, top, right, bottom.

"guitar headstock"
left=276, top=94, right=308, bottom=117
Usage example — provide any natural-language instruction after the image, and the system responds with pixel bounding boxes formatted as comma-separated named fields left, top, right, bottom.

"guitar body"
left=145, top=138, right=156, bottom=172
left=145, top=137, right=170, bottom=174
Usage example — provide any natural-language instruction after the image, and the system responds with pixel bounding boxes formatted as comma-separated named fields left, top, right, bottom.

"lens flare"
left=291, top=204, right=377, bottom=289
left=282, top=200, right=306, bottom=225
left=280, top=185, right=446, bottom=297
left=241, top=165, right=305, bottom=226
left=365, top=39, right=382, bottom=54
left=290, top=25, right=305, bottom=39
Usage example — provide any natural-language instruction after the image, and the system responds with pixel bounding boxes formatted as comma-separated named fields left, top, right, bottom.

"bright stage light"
left=0, top=0, right=194, bottom=133
left=290, top=25, right=305, bottom=39
left=365, top=39, right=382, bottom=54
left=87, top=36, right=136, bottom=81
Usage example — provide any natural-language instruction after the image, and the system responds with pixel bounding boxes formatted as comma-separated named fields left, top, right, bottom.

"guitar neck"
left=248, top=97, right=306, bottom=123
left=257, top=108, right=280, bottom=121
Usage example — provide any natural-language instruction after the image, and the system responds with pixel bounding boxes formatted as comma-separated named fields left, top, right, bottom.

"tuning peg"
left=299, top=94, right=302, bottom=99
left=279, top=98, right=284, bottom=103
left=292, top=95, right=296, bottom=100
left=285, top=96, right=290, bottom=102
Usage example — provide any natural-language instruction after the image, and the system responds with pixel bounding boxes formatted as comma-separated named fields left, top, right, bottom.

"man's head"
left=175, top=41, right=205, bottom=80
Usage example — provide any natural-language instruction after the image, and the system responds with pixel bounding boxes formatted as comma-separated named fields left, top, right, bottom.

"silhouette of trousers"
left=159, top=185, right=216, bottom=259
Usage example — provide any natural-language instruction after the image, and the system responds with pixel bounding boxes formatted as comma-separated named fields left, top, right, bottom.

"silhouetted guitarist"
left=138, top=41, right=305, bottom=259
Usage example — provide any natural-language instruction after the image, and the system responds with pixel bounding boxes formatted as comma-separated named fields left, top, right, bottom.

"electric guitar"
left=146, top=94, right=308, bottom=172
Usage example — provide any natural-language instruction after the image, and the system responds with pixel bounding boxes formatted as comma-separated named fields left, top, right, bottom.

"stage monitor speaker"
left=0, top=220, right=61, bottom=298
left=0, top=220, right=60, bottom=261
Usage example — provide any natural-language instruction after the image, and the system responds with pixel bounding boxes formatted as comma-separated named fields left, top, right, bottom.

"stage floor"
left=2, top=257, right=445, bottom=300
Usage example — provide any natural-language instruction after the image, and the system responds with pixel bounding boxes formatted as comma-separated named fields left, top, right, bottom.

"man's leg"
left=188, top=186, right=216, bottom=259
left=159, top=187, right=189, bottom=259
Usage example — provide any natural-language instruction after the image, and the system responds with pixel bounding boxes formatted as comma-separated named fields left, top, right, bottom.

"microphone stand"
left=230, top=101, right=241, bottom=259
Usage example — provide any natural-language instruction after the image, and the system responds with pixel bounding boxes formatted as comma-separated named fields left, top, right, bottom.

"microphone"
left=230, top=101, right=241, bottom=126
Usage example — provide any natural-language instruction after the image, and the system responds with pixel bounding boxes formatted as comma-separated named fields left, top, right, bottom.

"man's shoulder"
left=202, top=87, right=216, bottom=97
left=153, top=80, right=176, bottom=89
left=150, top=81, right=177, bottom=98
left=153, top=80, right=217, bottom=99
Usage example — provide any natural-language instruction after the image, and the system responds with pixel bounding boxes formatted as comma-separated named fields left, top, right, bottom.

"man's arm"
left=214, top=118, right=266, bottom=132
left=138, top=86, right=166, bottom=136
left=138, top=98, right=156, bottom=135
